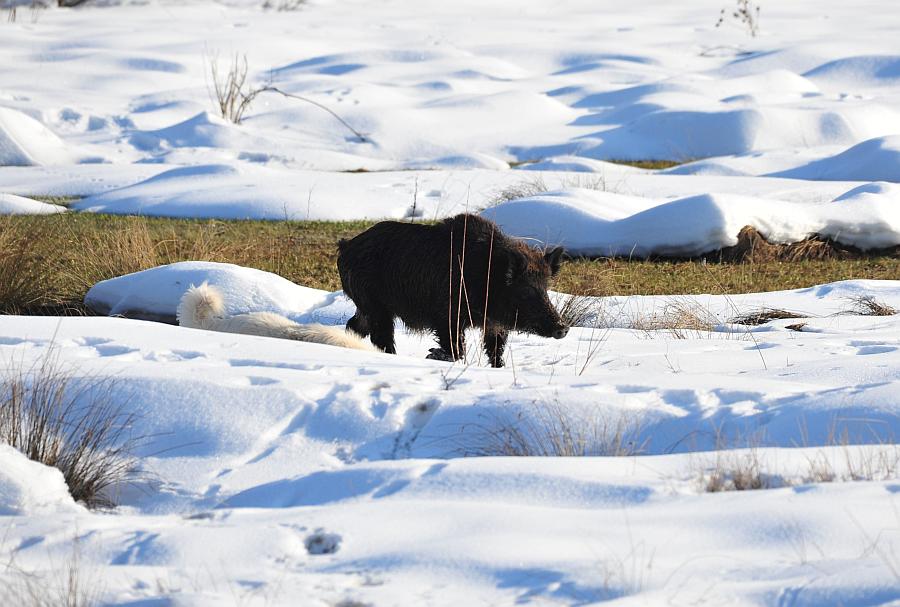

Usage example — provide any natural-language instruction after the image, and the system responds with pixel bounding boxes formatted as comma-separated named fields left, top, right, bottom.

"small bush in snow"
left=715, top=0, right=761, bottom=38
left=208, top=52, right=265, bottom=125
left=0, top=350, right=141, bottom=508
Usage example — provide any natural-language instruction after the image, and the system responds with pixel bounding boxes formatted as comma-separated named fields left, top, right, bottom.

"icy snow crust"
left=4, top=263, right=900, bottom=604
left=3, top=0, right=900, bottom=603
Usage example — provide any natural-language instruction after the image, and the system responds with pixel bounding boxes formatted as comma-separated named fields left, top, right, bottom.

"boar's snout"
left=552, top=326, right=568, bottom=340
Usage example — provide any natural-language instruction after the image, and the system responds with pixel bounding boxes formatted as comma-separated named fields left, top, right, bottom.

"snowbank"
left=771, top=135, right=900, bottom=182
left=0, top=107, right=72, bottom=166
left=85, top=261, right=334, bottom=323
left=0, top=193, right=66, bottom=215
left=0, top=445, right=81, bottom=516
left=482, top=185, right=900, bottom=256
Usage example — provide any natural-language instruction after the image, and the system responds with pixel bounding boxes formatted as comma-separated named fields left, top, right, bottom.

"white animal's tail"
left=176, top=282, right=226, bottom=330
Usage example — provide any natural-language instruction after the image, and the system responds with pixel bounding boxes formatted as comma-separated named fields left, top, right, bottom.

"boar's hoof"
left=426, top=348, right=455, bottom=362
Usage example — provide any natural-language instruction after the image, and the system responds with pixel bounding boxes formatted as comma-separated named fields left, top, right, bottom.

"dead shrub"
left=0, top=350, right=142, bottom=508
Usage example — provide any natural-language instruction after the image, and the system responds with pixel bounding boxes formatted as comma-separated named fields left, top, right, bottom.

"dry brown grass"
left=729, top=308, right=807, bottom=326
left=629, top=297, right=719, bottom=339
left=457, top=399, right=646, bottom=457
left=0, top=217, right=56, bottom=314
left=0, top=349, right=141, bottom=508
left=3, top=213, right=900, bottom=318
left=482, top=176, right=550, bottom=208
left=842, top=295, right=897, bottom=317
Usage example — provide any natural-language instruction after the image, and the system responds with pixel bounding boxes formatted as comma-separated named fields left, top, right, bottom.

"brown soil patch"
left=711, top=226, right=900, bottom=263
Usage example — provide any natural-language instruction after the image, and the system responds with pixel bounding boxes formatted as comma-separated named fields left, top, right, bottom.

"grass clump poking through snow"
left=459, top=399, right=646, bottom=457
left=842, top=295, right=897, bottom=317
left=0, top=350, right=141, bottom=508
left=629, top=297, right=720, bottom=339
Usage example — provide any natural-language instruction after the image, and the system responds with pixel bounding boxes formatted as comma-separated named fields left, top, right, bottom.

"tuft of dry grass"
left=0, top=349, right=141, bottom=508
left=702, top=447, right=769, bottom=492
left=553, top=291, right=605, bottom=328
left=457, top=399, right=646, bottom=458
left=842, top=295, right=897, bottom=317
left=629, top=297, right=719, bottom=339
left=483, top=176, right=549, bottom=208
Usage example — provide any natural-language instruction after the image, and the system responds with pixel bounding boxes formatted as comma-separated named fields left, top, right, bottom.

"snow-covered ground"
left=1, top=264, right=900, bottom=605
left=3, top=0, right=900, bottom=604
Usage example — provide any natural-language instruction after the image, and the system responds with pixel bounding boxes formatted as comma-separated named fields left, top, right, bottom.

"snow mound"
left=85, top=261, right=333, bottom=324
left=771, top=136, right=900, bottom=182
left=482, top=187, right=900, bottom=257
left=0, top=193, right=66, bottom=215
left=804, top=55, right=900, bottom=87
left=0, top=106, right=72, bottom=166
left=129, top=112, right=239, bottom=152
left=0, top=444, right=81, bottom=516
left=590, top=105, right=900, bottom=161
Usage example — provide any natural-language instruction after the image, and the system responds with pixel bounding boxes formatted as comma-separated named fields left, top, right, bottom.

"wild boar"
left=337, top=213, right=568, bottom=367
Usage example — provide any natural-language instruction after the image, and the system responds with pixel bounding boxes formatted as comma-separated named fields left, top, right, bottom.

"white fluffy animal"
left=177, top=282, right=376, bottom=351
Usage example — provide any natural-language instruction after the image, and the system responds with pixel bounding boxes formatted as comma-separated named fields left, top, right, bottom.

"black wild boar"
left=337, top=213, right=568, bottom=367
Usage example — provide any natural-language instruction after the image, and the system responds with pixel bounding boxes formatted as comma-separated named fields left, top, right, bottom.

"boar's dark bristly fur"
left=337, top=213, right=568, bottom=368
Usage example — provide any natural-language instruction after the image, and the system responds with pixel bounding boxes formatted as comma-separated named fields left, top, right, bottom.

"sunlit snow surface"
left=3, top=0, right=900, bottom=604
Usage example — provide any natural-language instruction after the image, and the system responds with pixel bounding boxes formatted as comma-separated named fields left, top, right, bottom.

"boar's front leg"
left=483, top=324, right=508, bottom=368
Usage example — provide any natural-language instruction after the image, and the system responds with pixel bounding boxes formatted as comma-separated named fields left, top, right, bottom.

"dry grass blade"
left=0, top=349, right=142, bottom=508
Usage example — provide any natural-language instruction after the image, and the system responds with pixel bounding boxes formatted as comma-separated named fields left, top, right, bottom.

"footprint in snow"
left=305, top=529, right=341, bottom=555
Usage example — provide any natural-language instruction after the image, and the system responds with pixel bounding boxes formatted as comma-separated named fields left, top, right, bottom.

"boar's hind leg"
left=483, top=326, right=508, bottom=368
left=368, top=308, right=396, bottom=354
left=346, top=313, right=370, bottom=338
left=434, top=325, right=465, bottom=362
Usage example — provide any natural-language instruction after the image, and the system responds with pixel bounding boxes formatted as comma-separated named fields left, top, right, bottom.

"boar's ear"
left=544, top=246, right=564, bottom=276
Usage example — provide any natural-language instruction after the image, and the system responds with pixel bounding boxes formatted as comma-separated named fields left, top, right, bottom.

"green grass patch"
left=608, top=159, right=683, bottom=170
left=1, top=213, right=898, bottom=316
